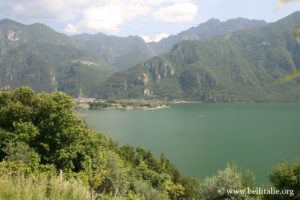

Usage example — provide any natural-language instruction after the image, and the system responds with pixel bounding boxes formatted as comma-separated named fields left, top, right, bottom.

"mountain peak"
left=205, top=18, right=221, bottom=24
left=27, top=22, right=54, bottom=30
left=0, top=18, right=25, bottom=27
left=226, top=17, right=266, bottom=23
left=277, top=10, right=300, bottom=24
left=289, top=10, right=300, bottom=16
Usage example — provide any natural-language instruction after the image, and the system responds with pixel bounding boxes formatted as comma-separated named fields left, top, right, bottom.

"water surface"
left=79, top=103, right=300, bottom=184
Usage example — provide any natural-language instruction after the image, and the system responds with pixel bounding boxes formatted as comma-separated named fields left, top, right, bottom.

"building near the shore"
left=74, top=97, right=96, bottom=103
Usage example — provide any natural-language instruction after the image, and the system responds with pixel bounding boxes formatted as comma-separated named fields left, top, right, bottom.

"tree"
left=180, top=177, right=201, bottom=200
left=265, top=160, right=300, bottom=200
left=96, top=151, right=129, bottom=198
left=200, top=164, right=245, bottom=200
left=3, top=142, right=40, bottom=170
left=0, top=87, right=90, bottom=171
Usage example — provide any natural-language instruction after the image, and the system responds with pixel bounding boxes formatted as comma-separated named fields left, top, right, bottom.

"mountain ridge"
left=153, top=17, right=267, bottom=54
left=1, top=12, right=299, bottom=100
left=0, top=16, right=267, bottom=72
left=71, top=17, right=267, bottom=70
left=0, top=19, right=113, bottom=97
left=98, top=11, right=300, bottom=102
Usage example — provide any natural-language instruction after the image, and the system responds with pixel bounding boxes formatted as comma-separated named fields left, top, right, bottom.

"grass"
left=0, top=174, right=89, bottom=200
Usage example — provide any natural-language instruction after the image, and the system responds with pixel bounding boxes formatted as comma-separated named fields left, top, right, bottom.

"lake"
left=79, top=103, right=300, bottom=184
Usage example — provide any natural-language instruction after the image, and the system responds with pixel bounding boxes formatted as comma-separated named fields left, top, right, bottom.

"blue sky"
left=0, top=0, right=299, bottom=42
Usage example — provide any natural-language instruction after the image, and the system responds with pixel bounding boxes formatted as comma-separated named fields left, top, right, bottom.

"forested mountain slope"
left=72, top=18, right=266, bottom=70
left=99, top=12, right=300, bottom=102
left=0, top=19, right=112, bottom=97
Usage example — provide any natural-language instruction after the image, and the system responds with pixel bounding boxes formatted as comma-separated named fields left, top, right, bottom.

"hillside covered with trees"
left=0, top=16, right=267, bottom=98
left=99, top=11, right=300, bottom=102
left=0, top=19, right=113, bottom=97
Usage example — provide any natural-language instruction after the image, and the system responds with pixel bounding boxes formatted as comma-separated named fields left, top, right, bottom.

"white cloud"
left=9, top=0, right=73, bottom=20
left=12, top=4, right=24, bottom=13
left=141, top=35, right=151, bottom=42
left=276, top=0, right=300, bottom=8
left=1, top=0, right=199, bottom=34
left=80, top=6, right=123, bottom=33
left=154, top=32, right=170, bottom=41
left=153, top=2, right=198, bottom=23
left=76, top=2, right=150, bottom=33
left=73, top=1, right=195, bottom=33
left=64, top=24, right=77, bottom=33
left=139, top=0, right=193, bottom=6
left=142, top=32, right=170, bottom=42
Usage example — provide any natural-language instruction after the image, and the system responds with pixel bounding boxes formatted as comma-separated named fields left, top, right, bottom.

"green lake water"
left=79, top=103, right=300, bottom=184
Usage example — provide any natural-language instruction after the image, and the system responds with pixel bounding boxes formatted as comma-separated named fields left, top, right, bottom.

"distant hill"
left=151, top=17, right=266, bottom=55
left=71, top=33, right=157, bottom=71
left=0, top=16, right=267, bottom=97
left=72, top=18, right=266, bottom=70
left=1, top=13, right=298, bottom=101
left=0, top=19, right=112, bottom=97
left=99, top=12, right=300, bottom=102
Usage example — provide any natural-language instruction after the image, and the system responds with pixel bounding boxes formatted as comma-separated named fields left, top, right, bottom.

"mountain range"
left=71, top=17, right=266, bottom=70
left=99, top=12, right=300, bottom=102
left=0, top=12, right=300, bottom=101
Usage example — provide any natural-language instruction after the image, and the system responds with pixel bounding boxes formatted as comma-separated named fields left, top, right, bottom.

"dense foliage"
left=265, top=160, right=300, bottom=200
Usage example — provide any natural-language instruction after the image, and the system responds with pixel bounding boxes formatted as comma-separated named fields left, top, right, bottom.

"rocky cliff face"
left=145, top=59, right=175, bottom=84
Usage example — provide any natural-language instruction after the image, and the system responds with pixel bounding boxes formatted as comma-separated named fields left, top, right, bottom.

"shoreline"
left=75, top=99, right=170, bottom=111
left=75, top=99, right=300, bottom=111
left=94, top=104, right=170, bottom=111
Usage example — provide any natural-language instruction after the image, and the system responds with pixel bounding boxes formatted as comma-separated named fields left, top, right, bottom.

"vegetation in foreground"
left=0, top=87, right=299, bottom=200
